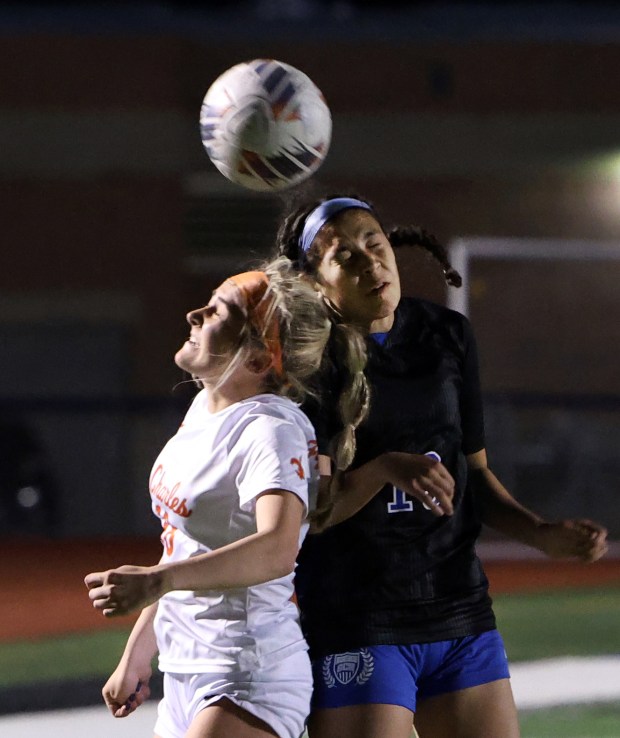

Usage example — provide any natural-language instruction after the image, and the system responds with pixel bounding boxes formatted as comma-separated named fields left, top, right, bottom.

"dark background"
left=1, top=1, right=619, bottom=539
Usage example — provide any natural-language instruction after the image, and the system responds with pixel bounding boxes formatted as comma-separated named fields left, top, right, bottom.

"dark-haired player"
left=274, top=194, right=608, bottom=738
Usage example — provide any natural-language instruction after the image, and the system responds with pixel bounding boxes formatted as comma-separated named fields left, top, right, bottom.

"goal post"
left=447, top=236, right=620, bottom=317
left=445, top=235, right=620, bottom=540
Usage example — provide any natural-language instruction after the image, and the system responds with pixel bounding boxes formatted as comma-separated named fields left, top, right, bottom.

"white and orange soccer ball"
left=199, top=59, right=332, bottom=192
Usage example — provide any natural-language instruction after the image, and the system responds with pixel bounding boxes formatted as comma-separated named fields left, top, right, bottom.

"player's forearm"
left=160, top=530, right=298, bottom=593
left=470, top=467, right=546, bottom=549
left=325, top=455, right=391, bottom=525
left=119, top=602, right=159, bottom=668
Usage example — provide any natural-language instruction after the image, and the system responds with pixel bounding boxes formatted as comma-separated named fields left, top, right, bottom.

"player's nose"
left=186, top=305, right=212, bottom=325
left=362, top=250, right=381, bottom=275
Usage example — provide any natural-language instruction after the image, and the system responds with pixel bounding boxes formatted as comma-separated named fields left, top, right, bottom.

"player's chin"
left=174, top=348, right=194, bottom=371
left=372, top=290, right=400, bottom=317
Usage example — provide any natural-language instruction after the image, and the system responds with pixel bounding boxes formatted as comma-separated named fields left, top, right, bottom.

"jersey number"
left=387, top=486, right=435, bottom=513
left=387, top=452, right=441, bottom=514
left=387, top=487, right=414, bottom=513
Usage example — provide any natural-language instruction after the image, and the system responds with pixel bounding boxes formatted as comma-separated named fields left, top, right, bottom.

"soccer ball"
left=199, top=59, right=332, bottom=192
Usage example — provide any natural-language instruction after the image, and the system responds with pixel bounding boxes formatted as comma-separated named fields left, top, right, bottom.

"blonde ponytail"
left=223, top=256, right=370, bottom=532
left=309, top=315, right=370, bottom=532
left=328, top=322, right=369, bottom=470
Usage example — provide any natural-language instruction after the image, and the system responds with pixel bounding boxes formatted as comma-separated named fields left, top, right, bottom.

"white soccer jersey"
left=149, top=390, right=319, bottom=675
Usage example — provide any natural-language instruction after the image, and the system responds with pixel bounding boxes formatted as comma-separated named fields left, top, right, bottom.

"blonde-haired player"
left=85, top=257, right=368, bottom=738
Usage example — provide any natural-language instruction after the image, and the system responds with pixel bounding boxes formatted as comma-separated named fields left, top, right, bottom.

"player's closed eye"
left=207, top=297, right=227, bottom=317
left=334, top=248, right=352, bottom=264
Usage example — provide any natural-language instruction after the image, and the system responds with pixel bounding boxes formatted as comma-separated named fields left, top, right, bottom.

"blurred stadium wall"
left=0, top=3, right=618, bottom=538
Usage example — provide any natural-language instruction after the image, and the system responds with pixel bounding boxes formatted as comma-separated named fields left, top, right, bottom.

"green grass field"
left=2, top=586, right=619, bottom=737
left=519, top=703, right=620, bottom=738
left=493, top=587, right=620, bottom=661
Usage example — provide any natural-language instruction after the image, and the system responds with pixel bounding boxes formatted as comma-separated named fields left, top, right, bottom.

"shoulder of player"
left=399, top=295, right=463, bottom=320
left=245, top=393, right=309, bottom=421
left=399, top=296, right=473, bottom=335
left=234, top=395, right=314, bottom=440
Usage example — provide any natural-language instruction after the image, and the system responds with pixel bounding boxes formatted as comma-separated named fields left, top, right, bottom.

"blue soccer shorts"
left=311, top=629, right=510, bottom=712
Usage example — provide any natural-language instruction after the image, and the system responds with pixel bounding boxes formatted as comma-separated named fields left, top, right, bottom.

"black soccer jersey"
left=295, top=297, right=497, bottom=658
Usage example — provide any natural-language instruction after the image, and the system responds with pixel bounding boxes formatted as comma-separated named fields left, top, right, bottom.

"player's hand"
left=102, top=667, right=152, bottom=718
left=382, top=452, right=455, bottom=516
left=537, top=519, right=608, bottom=562
left=85, top=565, right=169, bottom=616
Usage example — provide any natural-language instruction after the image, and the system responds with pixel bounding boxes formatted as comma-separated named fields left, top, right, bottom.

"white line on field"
left=510, top=656, right=620, bottom=709
left=0, top=657, right=618, bottom=737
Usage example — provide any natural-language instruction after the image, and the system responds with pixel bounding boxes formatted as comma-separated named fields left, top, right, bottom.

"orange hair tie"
left=227, top=271, right=284, bottom=378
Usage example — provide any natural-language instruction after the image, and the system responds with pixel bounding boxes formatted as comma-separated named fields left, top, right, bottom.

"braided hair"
left=386, top=225, right=462, bottom=287
left=274, top=191, right=463, bottom=530
left=257, top=256, right=369, bottom=531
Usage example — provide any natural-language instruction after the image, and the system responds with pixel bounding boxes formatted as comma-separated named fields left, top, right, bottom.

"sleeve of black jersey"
left=459, top=315, right=486, bottom=455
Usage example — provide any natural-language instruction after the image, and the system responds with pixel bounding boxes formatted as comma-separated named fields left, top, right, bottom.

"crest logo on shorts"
left=322, top=649, right=374, bottom=688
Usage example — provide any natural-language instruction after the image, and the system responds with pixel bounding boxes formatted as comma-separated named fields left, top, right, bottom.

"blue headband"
left=298, top=197, right=372, bottom=257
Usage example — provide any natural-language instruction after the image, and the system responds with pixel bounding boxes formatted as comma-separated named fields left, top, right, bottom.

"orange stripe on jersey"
left=290, top=456, right=305, bottom=480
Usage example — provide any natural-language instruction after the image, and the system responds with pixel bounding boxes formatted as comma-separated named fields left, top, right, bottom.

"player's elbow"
left=262, top=535, right=298, bottom=580
left=271, top=548, right=298, bottom=579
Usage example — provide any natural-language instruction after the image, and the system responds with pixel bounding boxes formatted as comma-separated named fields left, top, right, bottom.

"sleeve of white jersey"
left=234, top=416, right=311, bottom=514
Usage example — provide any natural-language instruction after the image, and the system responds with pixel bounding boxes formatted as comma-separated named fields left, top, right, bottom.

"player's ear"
left=245, top=345, right=273, bottom=375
